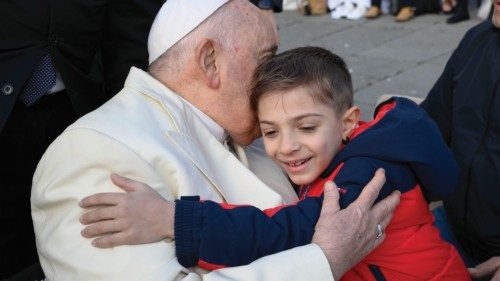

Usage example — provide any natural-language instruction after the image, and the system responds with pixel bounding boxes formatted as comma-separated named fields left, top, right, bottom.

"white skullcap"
left=148, top=0, right=229, bottom=64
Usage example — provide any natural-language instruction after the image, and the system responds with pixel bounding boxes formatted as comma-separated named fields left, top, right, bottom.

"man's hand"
left=468, top=257, right=500, bottom=281
left=79, top=174, right=175, bottom=248
left=312, top=169, right=400, bottom=280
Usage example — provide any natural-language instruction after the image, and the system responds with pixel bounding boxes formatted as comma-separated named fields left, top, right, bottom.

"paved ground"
left=276, top=11, right=482, bottom=119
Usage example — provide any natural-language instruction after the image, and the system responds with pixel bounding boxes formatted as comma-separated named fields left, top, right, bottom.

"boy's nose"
left=279, top=134, right=300, bottom=154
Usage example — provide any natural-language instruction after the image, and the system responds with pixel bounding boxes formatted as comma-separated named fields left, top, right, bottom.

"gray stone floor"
left=276, top=11, right=482, bottom=119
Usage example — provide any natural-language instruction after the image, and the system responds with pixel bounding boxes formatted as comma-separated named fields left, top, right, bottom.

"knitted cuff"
left=174, top=196, right=203, bottom=268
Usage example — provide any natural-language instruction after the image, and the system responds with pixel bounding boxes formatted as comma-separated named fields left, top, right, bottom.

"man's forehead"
left=256, top=18, right=278, bottom=42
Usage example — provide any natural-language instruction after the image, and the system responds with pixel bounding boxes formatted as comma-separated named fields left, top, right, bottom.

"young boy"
left=174, top=47, right=470, bottom=280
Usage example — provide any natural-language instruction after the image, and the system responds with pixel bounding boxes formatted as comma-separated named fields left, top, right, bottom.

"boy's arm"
left=174, top=195, right=323, bottom=269
left=77, top=167, right=396, bottom=280
left=175, top=159, right=389, bottom=270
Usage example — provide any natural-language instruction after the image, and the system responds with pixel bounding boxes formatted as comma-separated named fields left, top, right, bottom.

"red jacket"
left=175, top=98, right=470, bottom=280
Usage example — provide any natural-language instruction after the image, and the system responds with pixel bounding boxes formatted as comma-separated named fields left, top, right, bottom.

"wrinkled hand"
left=312, top=169, right=400, bottom=280
left=468, top=257, right=500, bottom=281
left=79, top=174, right=175, bottom=248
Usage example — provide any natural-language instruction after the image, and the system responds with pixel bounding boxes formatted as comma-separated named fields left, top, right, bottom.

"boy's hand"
left=79, top=174, right=175, bottom=248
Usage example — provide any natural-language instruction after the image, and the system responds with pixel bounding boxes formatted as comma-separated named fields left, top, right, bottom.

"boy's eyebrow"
left=259, top=120, right=274, bottom=125
left=259, top=113, right=324, bottom=124
left=292, top=113, right=324, bottom=121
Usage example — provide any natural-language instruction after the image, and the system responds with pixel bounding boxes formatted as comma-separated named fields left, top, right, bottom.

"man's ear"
left=342, top=106, right=360, bottom=139
left=196, top=39, right=220, bottom=89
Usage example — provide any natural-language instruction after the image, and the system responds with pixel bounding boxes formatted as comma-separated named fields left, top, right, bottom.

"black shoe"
left=446, top=9, right=469, bottom=23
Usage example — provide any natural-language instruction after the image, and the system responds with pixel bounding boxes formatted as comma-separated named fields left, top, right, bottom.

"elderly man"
left=31, top=0, right=399, bottom=280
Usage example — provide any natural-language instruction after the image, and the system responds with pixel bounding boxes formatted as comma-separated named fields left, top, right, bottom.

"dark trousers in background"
left=0, top=91, right=76, bottom=280
left=371, top=0, right=415, bottom=9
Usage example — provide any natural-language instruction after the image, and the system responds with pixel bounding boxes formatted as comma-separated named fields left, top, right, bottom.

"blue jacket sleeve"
left=174, top=158, right=396, bottom=269
left=334, top=158, right=394, bottom=208
left=174, top=195, right=322, bottom=269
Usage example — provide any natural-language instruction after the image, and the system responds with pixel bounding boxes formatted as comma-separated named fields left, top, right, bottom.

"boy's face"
left=258, top=87, right=346, bottom=186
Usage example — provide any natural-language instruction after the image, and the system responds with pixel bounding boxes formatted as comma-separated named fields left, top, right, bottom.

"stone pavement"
left=276, top=11, right=482, bottom=119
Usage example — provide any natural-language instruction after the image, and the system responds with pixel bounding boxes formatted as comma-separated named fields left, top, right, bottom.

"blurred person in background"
left=365, top=0, right=416, bottom=22
left=421, top=3, right=500, bottom=280
left=0, top=1, right=163, bottom=280
left=446, top=0, right=469, bottom=23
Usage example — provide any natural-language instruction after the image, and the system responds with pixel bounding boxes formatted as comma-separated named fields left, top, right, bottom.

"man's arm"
left=419, top=22, right=476, bottom=144
left=35, top=128, right=333, bottom=280
left=420, top=54, right=455, bottom=144
left=32, top=129, right=181, bottom=281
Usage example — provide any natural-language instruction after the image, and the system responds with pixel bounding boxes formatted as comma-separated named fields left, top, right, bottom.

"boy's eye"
left=262, top=130, right=277, bottom=137
left=300, top=126, right=317, bottom=132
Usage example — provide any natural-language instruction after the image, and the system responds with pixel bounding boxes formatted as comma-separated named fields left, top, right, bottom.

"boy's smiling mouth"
left=280, top=157, right=313, bottom=173
left=284, top=157, right=312, bottom=167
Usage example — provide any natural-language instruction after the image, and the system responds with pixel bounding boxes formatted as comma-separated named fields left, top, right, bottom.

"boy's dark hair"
left=250, top=47, right=353, bottom=116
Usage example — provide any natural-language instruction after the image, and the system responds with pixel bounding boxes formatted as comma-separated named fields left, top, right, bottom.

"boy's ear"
left=195, top=39, right=220, bottom=89
left=342, top=106, right=360, bottom=139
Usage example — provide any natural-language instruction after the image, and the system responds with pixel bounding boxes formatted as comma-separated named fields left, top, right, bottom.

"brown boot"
left=395, top=7, right=414, bottom=22
left=309, top=0, right=328, bottom=15
left=365, top=6, right=381, bottom=19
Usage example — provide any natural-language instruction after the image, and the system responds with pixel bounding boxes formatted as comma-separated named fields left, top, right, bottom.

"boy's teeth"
left=289, top=159, right=306, bottom=166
